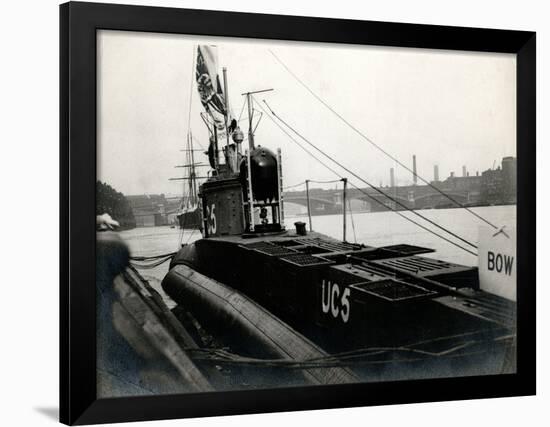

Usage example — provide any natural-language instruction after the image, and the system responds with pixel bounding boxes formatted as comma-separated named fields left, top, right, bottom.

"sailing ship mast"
left=174, top=134, right=203, bottom=211
left=189, top=131, right=197, bottom=207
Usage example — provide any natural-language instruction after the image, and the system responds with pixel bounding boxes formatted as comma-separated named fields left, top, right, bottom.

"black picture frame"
left=60, top=1, right=536, bottom=425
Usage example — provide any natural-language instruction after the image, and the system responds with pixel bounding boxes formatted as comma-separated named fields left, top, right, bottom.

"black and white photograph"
left=96, top=30, right=518, bottom=397
left=2, top=0, right=546, bottom=426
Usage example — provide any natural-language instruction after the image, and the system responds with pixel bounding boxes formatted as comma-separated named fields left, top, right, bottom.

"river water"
left=120, top=205, right=515, bottom=307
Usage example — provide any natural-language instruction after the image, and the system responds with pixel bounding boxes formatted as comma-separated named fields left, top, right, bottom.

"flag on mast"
left=196, top=45, right=235, bottom=136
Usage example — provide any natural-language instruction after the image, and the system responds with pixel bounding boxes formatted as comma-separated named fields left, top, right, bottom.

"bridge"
left=283, top=194, right=342, bottom=215
left=283, top=185, right=475, bottom=215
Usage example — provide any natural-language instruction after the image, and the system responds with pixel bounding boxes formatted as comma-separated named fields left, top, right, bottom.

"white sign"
left=478, top=226, right=516, bottom=301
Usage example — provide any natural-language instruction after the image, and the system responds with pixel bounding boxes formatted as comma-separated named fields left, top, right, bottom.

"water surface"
left=120, top=205, right=516, bottom=306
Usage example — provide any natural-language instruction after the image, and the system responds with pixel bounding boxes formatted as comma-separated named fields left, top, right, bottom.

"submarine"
left=161, top=78, right=516, bottom=382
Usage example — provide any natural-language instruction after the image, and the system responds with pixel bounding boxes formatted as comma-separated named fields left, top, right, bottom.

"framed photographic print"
left=60, top=1, right=536, bottom=424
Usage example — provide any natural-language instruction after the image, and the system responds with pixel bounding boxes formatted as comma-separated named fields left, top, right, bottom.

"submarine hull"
left=164, top=230, right=516, bottom=380
left=162, top=263, right=358, bottom=385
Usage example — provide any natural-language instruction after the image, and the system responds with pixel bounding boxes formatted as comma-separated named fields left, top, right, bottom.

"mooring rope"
left=130, top=252, right=177, bottom=269
left=182, top=333, right=514, bottom=369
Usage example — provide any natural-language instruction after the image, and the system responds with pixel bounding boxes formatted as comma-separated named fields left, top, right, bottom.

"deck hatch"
left=350, top=262, right=396, bottom=277
left=381, top=244, right=435, bottom=256
left=242, top=241, right=298, bottom=256
left=279, top=253, right=334, bottom=267
left=284, top=237, right=363, bottom=253
left=290, top=245, right=332, bottom=255
left=372, top=256, right=470, bottom=276
left=351, top=279, right=435, bottom=301
left=329, top=264, right=388, bottom=284
left=350, top=244, right=434, bottom=261
left=350, top=248, right=400, bottom=261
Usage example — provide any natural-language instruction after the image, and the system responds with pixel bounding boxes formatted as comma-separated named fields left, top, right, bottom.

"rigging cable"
left=268, top=49, right=498, bottom=230
left=309, top=179, right=342, bottom=185
left=178, top=212, right=187, bottom=247
left=252, top=98, right=477, bottom=256
left=259, top=98, right=478, bottom=253
left=283, top=181, right=306, bottom=190
left=185, top=227, right=198, bottom=245
left=238, top=97, right=247, bottom=122
left=348, top=199, right=357, bottom=243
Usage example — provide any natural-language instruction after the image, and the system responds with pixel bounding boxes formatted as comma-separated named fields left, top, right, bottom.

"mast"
left=213, top=126, right=219, bottom=170
left=189, top=130, right=197, bottom=205
left=182, top=135, right=187, bottom=210
left=247, top=93, right=254, bottom=151
left=342, top=178, right=347, bottom=242
left=241, top=89, right=274, bottom=152
left=186, top=44, right=195, bottom=208
left=186, top=132, right=192, bottom=207
left=305, top=180, right=312, bottom=231
left=223, top=67, right=231, bottom=154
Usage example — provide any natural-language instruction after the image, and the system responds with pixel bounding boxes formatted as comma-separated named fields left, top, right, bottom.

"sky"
left=97, top=30, right=516, bottom=196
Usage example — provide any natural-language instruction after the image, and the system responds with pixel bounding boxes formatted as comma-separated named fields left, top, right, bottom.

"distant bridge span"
left=284, top=195, right=340, bottom=214
left=283, top=187, right=472, bottom=212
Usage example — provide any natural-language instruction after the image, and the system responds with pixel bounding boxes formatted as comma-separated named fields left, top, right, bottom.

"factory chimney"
left=462, top=165, right=467, bottom=177
left=434, top=165, right=439, bottom=182
left=390, top=167, right=395, bottom=188
left=412, top=155, right=417, bottom=185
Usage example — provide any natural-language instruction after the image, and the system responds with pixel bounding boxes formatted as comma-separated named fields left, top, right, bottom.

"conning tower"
left=199, top=87, right=284, bottom=238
